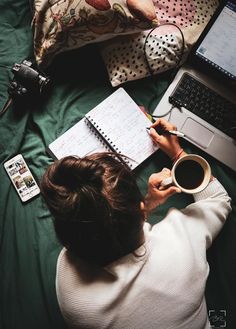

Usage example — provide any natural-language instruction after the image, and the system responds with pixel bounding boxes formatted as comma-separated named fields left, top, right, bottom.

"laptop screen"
left=195, top=1, right=236, bottom=80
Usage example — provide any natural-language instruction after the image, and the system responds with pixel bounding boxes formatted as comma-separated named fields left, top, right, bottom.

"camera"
left=0, top=60, right=50, bottom=117
left=8, top=60, right=50, bottom=98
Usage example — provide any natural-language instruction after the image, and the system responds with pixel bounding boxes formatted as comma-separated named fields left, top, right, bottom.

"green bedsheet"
left=0, top=1, right=236, bottom=329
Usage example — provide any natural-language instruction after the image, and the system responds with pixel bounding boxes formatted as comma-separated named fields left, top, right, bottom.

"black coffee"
left=175, top=160, right=204, bottom=190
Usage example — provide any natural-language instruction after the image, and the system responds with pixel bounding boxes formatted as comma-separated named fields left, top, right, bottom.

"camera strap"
left=0, top=97, right=13, bottom=117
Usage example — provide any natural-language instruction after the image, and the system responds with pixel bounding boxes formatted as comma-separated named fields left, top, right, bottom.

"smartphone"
left=4, top=154, right=40, bottom=202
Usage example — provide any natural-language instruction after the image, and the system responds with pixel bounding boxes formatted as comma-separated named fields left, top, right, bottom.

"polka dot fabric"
left=99, top=0, right=219, bottom=87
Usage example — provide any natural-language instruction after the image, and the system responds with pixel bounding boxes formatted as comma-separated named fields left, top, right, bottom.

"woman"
left=41, top=119, right=231, bottom=329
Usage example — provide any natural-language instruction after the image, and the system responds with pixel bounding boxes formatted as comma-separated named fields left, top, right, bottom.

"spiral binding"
left=85, top=116, right=133, bottom=169
left=84, top=117, right=110, bottom=152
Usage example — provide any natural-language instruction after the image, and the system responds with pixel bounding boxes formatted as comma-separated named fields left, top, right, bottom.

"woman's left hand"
left=142, top=168, right=181, bottom=216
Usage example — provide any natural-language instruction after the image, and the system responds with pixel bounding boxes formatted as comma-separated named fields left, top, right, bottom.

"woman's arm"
left=147, top=118, right=231, bottom=246
left=181, top=178, right=231, bottom=248
left=142, top=118, right=185, bottom=217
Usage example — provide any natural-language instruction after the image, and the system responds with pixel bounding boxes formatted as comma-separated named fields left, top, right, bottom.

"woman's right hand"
left=149, top=118, right=186, bottom=161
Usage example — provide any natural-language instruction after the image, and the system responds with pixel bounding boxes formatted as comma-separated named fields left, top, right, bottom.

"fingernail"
left=162, top=167, right=169, bottom=172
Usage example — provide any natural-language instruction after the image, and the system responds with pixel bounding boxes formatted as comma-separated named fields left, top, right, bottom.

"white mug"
left=161, top=154, right=211, bottom=194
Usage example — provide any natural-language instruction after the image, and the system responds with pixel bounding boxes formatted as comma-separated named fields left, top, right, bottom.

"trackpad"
left=181, top=118, right=214, bottom=149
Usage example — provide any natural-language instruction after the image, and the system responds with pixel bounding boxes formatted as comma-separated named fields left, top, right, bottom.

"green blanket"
left=0, top=1, right=235, bottom=329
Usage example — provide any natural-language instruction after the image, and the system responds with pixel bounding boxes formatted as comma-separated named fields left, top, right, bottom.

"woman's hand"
left=142, top=168, right=181, bottom=217
left=149, top=118, right=186, bottom=161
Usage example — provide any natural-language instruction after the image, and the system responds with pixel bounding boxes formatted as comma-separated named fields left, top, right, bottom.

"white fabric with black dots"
left=99, top=0, right=219, bottom=87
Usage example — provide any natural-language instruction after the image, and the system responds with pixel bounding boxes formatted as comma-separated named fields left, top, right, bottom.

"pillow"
left=99, top=0, right=219, bottom=87
left=33, top=0, right=158, bottom=67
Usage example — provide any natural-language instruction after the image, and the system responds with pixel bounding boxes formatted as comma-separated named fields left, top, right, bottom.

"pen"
left=168, top=130, right=185, bottom=138
left=146, top=127, right=185, bottom=138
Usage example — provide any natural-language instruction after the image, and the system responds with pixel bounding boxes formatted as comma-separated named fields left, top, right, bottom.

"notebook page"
left=48, top=118, right=109, bottom=159
left=85, top=88, right=158, bottom=169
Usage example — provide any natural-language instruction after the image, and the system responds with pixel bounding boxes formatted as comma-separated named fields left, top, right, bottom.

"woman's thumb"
left=163, top=186, right=181, bottom=198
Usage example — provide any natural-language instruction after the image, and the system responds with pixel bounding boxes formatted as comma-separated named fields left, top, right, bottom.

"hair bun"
left=54, top=156, right=104, bottom=190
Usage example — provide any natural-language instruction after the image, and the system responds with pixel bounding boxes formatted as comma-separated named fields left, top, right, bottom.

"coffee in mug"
left=161, top=154, right=211, bottom=194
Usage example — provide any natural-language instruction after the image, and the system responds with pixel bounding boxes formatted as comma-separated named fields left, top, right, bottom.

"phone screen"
left=4, top=154, right=40, bottom=202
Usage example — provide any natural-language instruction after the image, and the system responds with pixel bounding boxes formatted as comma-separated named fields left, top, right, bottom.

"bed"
left=0, top=0, right=236, bottom=328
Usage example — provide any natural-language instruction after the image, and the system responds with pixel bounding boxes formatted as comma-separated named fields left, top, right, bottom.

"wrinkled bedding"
left=0, top=1, right=236, bottom=329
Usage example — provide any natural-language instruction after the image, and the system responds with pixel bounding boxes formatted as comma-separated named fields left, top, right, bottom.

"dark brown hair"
left=41, top=153, right=144, bottom=265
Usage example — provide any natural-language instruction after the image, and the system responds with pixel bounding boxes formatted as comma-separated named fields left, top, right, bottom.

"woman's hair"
left=40, top=153, right=144, bottom=265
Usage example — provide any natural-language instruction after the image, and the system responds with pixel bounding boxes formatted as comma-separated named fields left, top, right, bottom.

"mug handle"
left=161, top=176, right=173, bottom=188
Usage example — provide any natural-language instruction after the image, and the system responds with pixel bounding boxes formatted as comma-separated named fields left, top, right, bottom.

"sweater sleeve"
left=180, top=178, right=232, bottom=249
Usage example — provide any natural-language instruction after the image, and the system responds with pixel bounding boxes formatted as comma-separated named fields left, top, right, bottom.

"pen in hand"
left=146, top=127, right=185, bottom=138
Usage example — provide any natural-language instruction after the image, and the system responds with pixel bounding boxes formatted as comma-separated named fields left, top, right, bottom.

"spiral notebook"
left=48, top=88, right=158, bottom=169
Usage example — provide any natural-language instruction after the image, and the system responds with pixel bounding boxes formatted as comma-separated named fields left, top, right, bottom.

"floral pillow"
left=99, top=0, right=219, bottom=87
left=33, top=0, right=158, bottom=67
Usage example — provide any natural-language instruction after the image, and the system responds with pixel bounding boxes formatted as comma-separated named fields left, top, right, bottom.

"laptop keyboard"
left=169, top=73, right=236, bottom=139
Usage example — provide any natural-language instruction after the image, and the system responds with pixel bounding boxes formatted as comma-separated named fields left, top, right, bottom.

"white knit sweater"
left=56, top=179, right=231, bottom=329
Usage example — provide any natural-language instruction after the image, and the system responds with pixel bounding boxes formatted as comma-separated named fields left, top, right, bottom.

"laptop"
left=152, top=0, right=236, bottom=171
